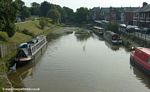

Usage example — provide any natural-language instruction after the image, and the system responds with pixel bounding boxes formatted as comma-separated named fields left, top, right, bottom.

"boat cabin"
left=130, top=47, right=150, bottom=75
left=93, top=26, right=104, bottom=35
left=104, top=31, right=122, bottom=44
left=133, top=47, right=150, bottom=64
left=19, top=43, right=29, bottom=48
left=15, top=48, right=32, bottom=62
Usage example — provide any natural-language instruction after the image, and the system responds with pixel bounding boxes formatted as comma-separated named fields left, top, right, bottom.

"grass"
left=8, top=32, right=31, bottom=44
left=16, top=20, right=42, bottom=36
left=0, top=20, right=56, bottom=44
left=0, top=19, right=60, bottom=60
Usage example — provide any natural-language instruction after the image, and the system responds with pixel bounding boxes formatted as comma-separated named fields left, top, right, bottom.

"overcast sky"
left=23, top=0, right=150, bottom=11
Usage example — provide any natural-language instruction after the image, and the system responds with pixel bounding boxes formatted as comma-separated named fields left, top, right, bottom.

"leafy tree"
left=40, top=1, right=51, bottom=17
left=39, top=18, right=47, bottom=29
left=22, top=6, right=31, bottom=18
left=106, top=22, right=119, bottom=33
left=14, top=0, right=24, bottom=15
left=14, top=0, right=30, bottom=19
left=30, top=2, right=40, bottom=16
left=47, top=9, right=61, bottom=24
left=0, top=0, right=17, bottom=37
left=61, top=7, right=74, bottom=23
left=75, top=7, right=89, bottom=23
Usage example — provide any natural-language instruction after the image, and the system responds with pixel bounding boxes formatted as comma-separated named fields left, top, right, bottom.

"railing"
left=30, top=36, right=47, bottom=56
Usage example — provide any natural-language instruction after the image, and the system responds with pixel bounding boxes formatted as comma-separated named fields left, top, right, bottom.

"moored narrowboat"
left=130, top=47, right=150, bottom=75
left=93, top=26, right=104, bottom=35
left=15, top=35, right=47, bottom=66
left=104, top=31, right=122, bottom=44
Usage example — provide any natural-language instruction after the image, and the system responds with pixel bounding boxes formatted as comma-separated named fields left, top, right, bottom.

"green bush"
left=21, top=29, right=35, bottom=37
left=39, top=18, right=47, bottom=29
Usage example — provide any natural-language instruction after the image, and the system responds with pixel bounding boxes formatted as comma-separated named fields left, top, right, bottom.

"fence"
left=119, top=27, right=150, bottom=42
left=0, top=44, right=17, bottom=58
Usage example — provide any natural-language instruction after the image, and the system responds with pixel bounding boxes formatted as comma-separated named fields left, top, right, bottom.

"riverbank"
left=0, top=20, right=63, bottom=91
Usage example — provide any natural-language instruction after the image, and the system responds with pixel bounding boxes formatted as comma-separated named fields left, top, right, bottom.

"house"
left=100, top=8, right=110, bottom=21
left=133, top=2, right=150, bottom=28
left=100, top=7, right=138, bottom=24
left=122, top=7, right=140, bottom=25
left=91, top=7, right=101, bottom=20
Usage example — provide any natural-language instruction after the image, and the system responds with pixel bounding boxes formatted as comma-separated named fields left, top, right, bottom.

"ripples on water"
left=8, top=27, right=150, bottom=92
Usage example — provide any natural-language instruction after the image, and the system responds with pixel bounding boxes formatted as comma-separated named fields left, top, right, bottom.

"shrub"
left=39, top=18, right=47, bottom=29
left=21, top=29, right=35, bottom=37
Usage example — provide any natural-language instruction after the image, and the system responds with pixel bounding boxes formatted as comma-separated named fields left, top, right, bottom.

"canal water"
left=8, top=27, right=150, bottom=92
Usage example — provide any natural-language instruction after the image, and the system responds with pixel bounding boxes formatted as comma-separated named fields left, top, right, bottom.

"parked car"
left=141, top=28, right=150, bottom=34
left=134, top=27, right=141, bottom=32
left=126, top=25, right=138, bottom=33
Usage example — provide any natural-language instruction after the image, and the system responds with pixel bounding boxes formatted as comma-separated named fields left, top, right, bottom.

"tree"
left=47, top=9, right=61, bottom=24
left=61, top=7, right=74, bottom=23
left=39, top=18, right=47, bottom=29
left=22, top=6, right=31, bottom=18
left=75, top=7, right=89, bottom=23
left=0, top=0, right=17, bottom=37
left=40, top=1, right=51, bottom=17
left=14, top=0, right=25, bottom=15
left=14, top=0, right=30, bottom=19
left=30, top=2, right=40, bottom=16
left=106, top=22, right=119, bottom=33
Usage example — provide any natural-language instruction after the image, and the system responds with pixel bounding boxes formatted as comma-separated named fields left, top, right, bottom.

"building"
left=100, top=8, right=110, bottom=21
left=91, top=7, right=101, bottom=20
left=122, top=7, right=140, bottom=25
left=100, top=7, right=138, bottom=24
left=133, top=2, right=150, bottom=28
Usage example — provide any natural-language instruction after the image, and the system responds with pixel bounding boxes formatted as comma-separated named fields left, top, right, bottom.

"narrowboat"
left=104, top=31, right=122, bottom=44
left=15, top=35, right=47, bottom=66
left=130, top=47, right=150, bottom=75
left=93, top=26, right=104, bottom=35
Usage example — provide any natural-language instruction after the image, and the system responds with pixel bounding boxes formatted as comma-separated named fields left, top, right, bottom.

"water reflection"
left=130, top=60, right=150, bottom=89
left=8, top=27, right=150, bottom=92
left=104, top=41, right=120, bottom=51
left=133, top=67, right=150, bottom=89
left=8, top=63, right=34, bottom=88
left=46, top=33, right=62, bottom=42
left=74, top=30, right=91, bottom=42
left=91, top=33, right=104, bottom=41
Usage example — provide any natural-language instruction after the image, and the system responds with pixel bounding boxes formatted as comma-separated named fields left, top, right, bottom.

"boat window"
left=19, top=43, right=28, bottom=48
left=148, top=58, right=150, bottom=64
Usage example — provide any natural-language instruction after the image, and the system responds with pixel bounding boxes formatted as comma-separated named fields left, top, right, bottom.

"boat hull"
left=130, top=55, right=150, bottom=75
left=15, top=35, right=47, bottom=67
left=93, top=31, right=103, bottom=35
left=15, top=59, right=32, bottom=67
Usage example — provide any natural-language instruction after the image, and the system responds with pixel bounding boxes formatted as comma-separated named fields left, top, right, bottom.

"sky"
left=23, top=0, right=150, bottom=11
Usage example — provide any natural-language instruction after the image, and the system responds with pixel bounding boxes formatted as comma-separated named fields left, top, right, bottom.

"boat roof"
left=119, top=24, right=126, bottom=27
left=93, top=26, right=104, bottom=30
left=136, top=47, right=150, bottom=55
left=106, top=31, right=118, bottom=35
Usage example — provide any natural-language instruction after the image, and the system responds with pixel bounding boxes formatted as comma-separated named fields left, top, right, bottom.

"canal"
left=8, top=27, right=150, bottom=92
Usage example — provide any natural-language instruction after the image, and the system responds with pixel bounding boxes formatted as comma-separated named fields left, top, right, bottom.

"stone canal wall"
left=0, top=44, right=17, bottom=58
left=0, top=62, right=13, bottom=92
left=0, top=44, right=17, bottom=91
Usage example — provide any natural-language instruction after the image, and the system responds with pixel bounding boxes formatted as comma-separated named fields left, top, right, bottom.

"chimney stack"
left=143, top=2, right=148, bottom=7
